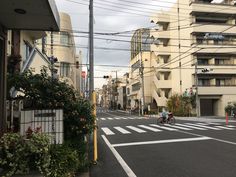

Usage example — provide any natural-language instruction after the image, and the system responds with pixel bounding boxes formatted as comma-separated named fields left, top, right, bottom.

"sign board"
left=20, top=109, right=63, bottom=144
left=81, top=71, right=86, bottom=78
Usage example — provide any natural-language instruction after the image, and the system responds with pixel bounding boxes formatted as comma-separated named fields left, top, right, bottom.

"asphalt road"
left=90, top=108, right=236, bottom=177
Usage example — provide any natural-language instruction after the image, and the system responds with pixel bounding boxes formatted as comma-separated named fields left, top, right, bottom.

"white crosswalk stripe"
left=101, top=118, right=106, bottom=120
left=107, top=117, right=113, bottom=120
left=175, top=123, right=207, bottom=130
left=149, top=124, right=178, bottom=131
left=165, top=124, right=192, bottom=130
left=227, top=125, right=236, bottom=128
left=126, top=126, right=146, bottom=133
left=138, top=125, right=162, bottom=132
left=101, top=127, right=115, bottom=135
left=215, top=126, right=235, bottom=130
left=115, top=117, right=121, bottom=120
left=101, top=123, right=236, bottom=135
left=185, top=123, right=221, bottom=130
left=114, top=127, right=131, bottom=134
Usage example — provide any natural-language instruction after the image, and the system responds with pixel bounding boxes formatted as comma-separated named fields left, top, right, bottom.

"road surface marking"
left=138, top=125, right=162, bottom=132
left=175, top=123, right=207, bottom=130
left=107, top=117, right=113, bottom=120
left=215, top=126, right=235, bottom=130
left=112, top=137, right=212, bottom=147
left=114, top=127, right=131, bottom=134
left=102, top=135, right=137, bottom=177
left=101, top=118, right=106, bottom=120
left=115, top=117, right=121, bottom=120
left=101, top=127, right=115, bottom=135
left=177, top=130, right=236, bottom=146
left=121, top=117, right=128, bottom=119
left=185, top=123, right=221, bottom=130
left=126, top=126, right=146, bottom=133
left=227, top=125, right=236, bottom=128
left=165, top=124, right=192, bottom=130
left=128, top=117, right=135, bottom=119
left=149, top=124, right=178, bottom=131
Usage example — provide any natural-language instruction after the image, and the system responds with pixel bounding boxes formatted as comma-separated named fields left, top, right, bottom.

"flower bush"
left=0, top=132, right=81, bottom=177
left=7, top=68, right=95, bottom=173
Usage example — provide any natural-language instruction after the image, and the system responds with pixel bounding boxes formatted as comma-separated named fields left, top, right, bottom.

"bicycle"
left=157, top=112, right=176, bottom=125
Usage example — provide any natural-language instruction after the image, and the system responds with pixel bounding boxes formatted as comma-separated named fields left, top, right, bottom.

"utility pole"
left=89, top=0, right=94, bottom=100
left=195, top=62, right=199, bottom=117
left=177, top=0, right=182, bottom=94
left=140, top=29, right=145, bottom=115
left=89, top=0, right=97, bottom=164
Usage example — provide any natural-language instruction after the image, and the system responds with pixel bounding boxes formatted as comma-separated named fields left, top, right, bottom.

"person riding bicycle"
left=161, top=109, right=168, bottom=122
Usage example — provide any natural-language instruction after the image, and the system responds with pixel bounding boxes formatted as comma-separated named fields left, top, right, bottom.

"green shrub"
left=49, top=145, right=80, bottom=177
left=0, top=132, right=83, bottom=177
left=0, top=132, right=51, bottom=177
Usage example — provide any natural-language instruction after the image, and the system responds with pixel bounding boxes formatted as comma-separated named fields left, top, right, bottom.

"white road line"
left=122, top=117, right=128, bottom=119
left=114, top=127, right=131, bottom=134
left=128, top=117, right=135, bottom=119
left=138, top=125, right=162, bottom=132
left=112, top=137, right=212, bottom=147
left=165, top=124, right=192, bottom=130
left=96, top=118, right=98, bottom=121
left=115, top=117, right=121, bottom=120
left=185, top=123, right=221, bottom=130
left=227, top=125, right=236, bottom=128
left=102, top=135, right=137, bottom=177
left=101, top=118, right=106, bottom=120
left=126, top=126, right=146, bottom=133
left=101, top=127, right=115, bottom=135
left=149, top=124, right=178, bottom=131
left=215, top=126, right=235, bottom=130
left=175, top=123, right=207, bottom=130
left=108, top=118, right=113, bottom=120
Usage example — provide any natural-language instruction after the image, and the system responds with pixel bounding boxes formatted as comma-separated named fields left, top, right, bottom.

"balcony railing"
left=190, top=0, right=235, bottom=5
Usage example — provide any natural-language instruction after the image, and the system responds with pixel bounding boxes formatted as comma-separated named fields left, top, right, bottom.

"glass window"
left=60, top=62, right=70, bottom=77
left=60, top=32, right=69, bottom=45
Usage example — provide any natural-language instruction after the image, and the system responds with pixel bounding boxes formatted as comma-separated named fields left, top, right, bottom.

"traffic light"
left=103, top=75, right=109, bottom=79
left=76, top=61, right=79, bottom=69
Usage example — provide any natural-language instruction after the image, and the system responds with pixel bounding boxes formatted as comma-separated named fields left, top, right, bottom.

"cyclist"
left=161, top=109, right=168, bottom=122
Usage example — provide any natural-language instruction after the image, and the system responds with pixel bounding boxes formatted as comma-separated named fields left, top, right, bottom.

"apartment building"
left=128, top=29, right=156, bottom=111
left=39, top=12, right=79, bottom=89
left=150, top=0, right=236, bottom=116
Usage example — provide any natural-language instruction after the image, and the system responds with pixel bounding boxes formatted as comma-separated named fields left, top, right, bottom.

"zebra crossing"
left=96, top=116, right=145, bottom=121
left=101, top=123, right=236, bottom=135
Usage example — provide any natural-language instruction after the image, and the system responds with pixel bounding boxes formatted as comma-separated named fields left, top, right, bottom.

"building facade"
left=40, top=12, right=78, bottom=88
left=150, top=0, right=236, bottom=116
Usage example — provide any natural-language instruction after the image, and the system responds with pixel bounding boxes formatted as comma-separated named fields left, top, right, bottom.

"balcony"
left=198, top=86, right=236, bottom=95
left=190, top=1, right=236, bottom=15
left=152, top=30, right=170, bottom=39
left=152, top=13, right=170, bottom=24
left=191, top=23, right=236, bottom=34
left=190, top=0, right=235, bottom=6
left=151, top=45, right=170, bottom=56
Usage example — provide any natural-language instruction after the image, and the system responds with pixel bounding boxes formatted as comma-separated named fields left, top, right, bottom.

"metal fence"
left=20, top=109, right=63, bottom=144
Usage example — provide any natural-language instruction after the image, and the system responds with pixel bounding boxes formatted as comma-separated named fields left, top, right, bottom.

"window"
left=198, top=59, right=208, bottom=65
left=132, top=83, right=140, bottom=92
left=60, top=32, right=69, bottom=45
left=60, top=62, right=70, bottom=77
left=198, top=79, right=210, bottom=86
left=216, top=79, right=231, bottom=86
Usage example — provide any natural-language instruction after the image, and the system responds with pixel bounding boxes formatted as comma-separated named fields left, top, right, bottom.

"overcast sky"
left=55, top=0, right=222, bottom=88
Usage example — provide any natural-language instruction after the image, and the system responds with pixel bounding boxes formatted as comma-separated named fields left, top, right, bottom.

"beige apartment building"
left=39, top=12, right=79, bottom=89
left=149, top=0, right=236, bottom=116
left=129, top=0, right=236, bottom=116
